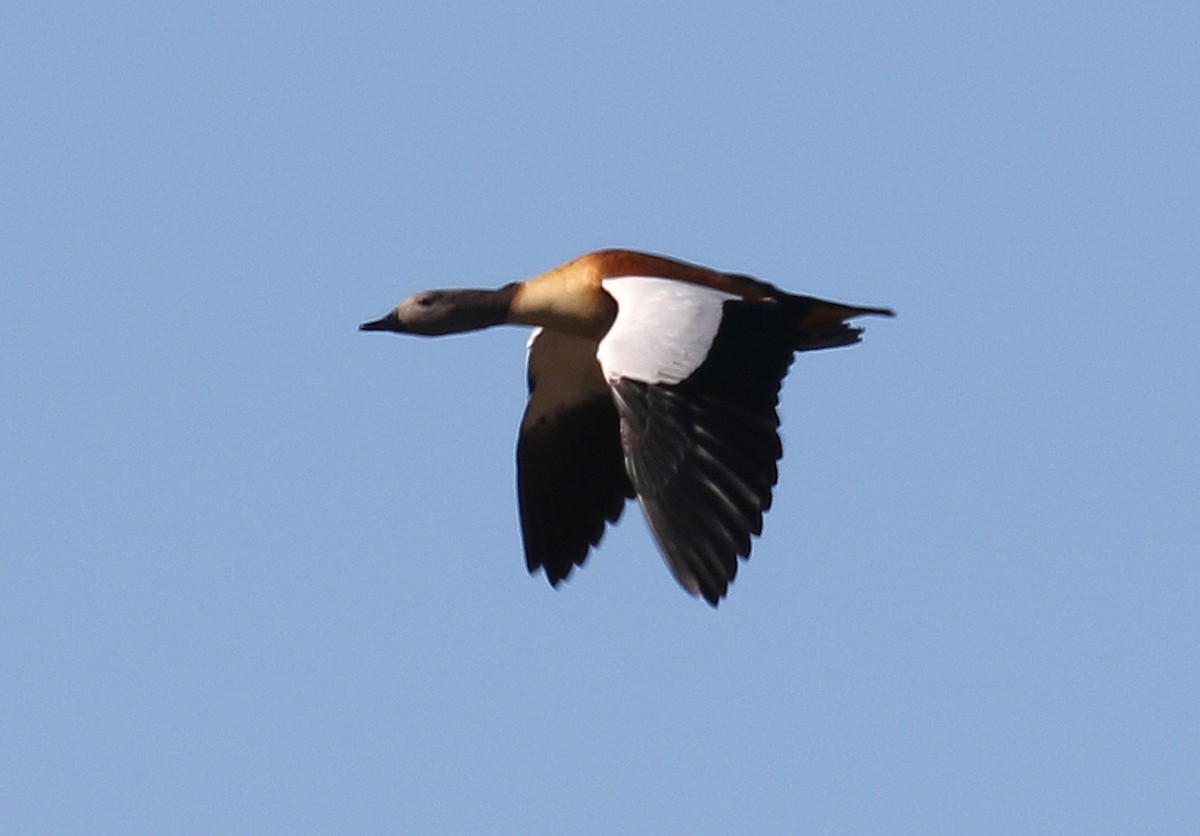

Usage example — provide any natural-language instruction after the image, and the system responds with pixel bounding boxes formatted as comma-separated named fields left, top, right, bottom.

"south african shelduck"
left=361, top=249, right=893, bottom=606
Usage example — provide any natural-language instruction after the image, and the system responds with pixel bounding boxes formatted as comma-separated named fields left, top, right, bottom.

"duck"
left=361, top=249, right=893, bottom=606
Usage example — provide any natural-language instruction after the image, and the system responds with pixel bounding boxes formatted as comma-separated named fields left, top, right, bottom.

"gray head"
left=359, top=285, right=517, bottom=336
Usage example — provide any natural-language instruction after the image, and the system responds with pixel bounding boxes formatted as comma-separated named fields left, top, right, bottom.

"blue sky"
left=4, top=3, right=1198, bottom=833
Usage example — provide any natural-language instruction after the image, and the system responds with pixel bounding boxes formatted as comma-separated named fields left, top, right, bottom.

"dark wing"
left=517, top=329, right=634, bottom=586
left=607, top=302, right=796, bottom=606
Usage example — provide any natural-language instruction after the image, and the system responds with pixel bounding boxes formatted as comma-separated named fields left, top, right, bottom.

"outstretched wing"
left=598, top=277, right=796, bottom=606
left=517, top=328, right=634, bottom=586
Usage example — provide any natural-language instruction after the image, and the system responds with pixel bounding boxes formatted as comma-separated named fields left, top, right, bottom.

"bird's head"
left=359, top=286, right=516, bottom=336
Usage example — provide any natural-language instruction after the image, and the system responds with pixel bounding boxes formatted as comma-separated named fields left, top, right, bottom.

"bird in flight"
left=361, top=249, right=892, bottom=606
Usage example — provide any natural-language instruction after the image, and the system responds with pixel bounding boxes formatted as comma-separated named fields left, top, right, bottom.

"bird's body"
left=361, top=249, right=892, bottom=606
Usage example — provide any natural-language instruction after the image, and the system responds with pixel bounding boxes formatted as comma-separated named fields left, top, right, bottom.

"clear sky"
left=4, top=3, right=1198, bottom=833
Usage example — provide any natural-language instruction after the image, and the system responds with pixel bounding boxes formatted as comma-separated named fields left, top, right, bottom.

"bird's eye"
left=417, top=294, right=435, bottom=308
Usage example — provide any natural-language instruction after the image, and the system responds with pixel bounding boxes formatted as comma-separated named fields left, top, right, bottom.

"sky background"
left=4, top=3, right=1198, bottom=833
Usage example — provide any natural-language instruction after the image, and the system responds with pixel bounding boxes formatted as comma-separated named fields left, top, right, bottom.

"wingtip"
left=675, top=566, right=728, bottom=608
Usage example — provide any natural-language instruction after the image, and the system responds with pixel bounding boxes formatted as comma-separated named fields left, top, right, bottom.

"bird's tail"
left=784, top=295, right=895, bottom=352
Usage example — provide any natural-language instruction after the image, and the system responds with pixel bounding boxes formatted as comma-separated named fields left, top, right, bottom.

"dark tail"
left=785, top=295, right=895, bottom=352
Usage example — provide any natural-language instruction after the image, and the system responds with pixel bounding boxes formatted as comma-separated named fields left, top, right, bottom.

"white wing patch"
left=522, top=327, right=609, bottom=431
left=597, top=276, right=737, bottom=385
